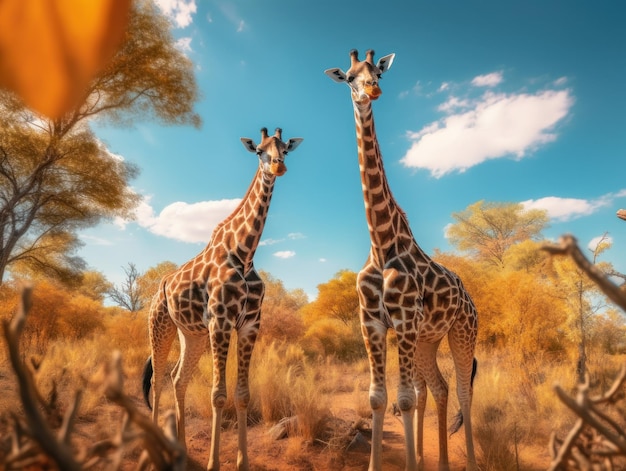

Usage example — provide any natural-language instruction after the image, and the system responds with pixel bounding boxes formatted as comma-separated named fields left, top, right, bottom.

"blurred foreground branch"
left=547, top=367, right=626, bottom=470
left=543, top=235, right=626, bottom=470
left=542, top=234, right=626, bottom=312
left=1, top=285, right=185, bottom=470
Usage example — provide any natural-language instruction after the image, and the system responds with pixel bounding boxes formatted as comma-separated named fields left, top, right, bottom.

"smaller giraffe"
left=142, top=128, right=303, bottom=471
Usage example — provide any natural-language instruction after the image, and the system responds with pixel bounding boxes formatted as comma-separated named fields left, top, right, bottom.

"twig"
left=542, top=234, right=626, bottom=311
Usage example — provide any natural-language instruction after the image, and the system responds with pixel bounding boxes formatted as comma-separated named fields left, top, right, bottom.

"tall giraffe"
left=141, top=127, right=303, bottom=471
left=325, top=50, right=478, bottom=471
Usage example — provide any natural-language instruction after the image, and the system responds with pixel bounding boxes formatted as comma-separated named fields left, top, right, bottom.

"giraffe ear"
left=285, top=138, right=303, bottom=152
left=376, top=53, right=395, bottom=74
left=240, top=138, right=257, bottom=153
left=324, top=68, right=347, bottom=83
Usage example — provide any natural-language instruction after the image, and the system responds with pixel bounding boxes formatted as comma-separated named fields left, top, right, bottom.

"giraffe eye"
left=347, top=76, right=355, bottom=83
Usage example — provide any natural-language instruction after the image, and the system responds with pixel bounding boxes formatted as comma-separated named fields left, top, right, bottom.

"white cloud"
left=521, top=195, right=611, bottom=222
left=236, top=20, right=246, bottom=32
left=402, top=88, right=573, bottom=177
left=438, top=82, right=450, bottom=92
left=319, top=258, right=327, bottom=263
left=259, top=238, right=283, bottom=246
left=471, top=71, right=503, bottom=87
left=437, top=96, right=471, bottom=113
left=588, top=234, right=613, bottom=252
left=81, top=234, right=113, bottom=246
left=154, top=0, right=197, bottom=28
left=274, top=251, right=296, bottom=259
left=175, top=37, right=193, bottom=54
left=259, top=233, right=305, bottom=247
left=127, top=197, right=240, bottom=243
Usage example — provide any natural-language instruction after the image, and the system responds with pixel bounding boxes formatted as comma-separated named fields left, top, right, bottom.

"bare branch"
left=2, top=286, right=186, bottom=470
left=542, top=234, right=626, bottom=312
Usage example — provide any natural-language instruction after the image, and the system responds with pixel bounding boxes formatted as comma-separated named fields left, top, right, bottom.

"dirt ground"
left=182, top=394, right=470, bottom=471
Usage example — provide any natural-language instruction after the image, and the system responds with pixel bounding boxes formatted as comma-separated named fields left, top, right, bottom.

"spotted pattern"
left=144, top=128, right=302, bottom=471
left=329, top=49, right=479, bottom=471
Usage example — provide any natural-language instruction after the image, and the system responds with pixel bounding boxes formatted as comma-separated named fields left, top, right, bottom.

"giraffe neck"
left=208, top=167, right=275, bottom=271
left=353, top=100, right=414, bottom=262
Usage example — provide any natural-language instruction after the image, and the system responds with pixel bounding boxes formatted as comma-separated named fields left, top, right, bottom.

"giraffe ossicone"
left=326, top=49, right=479, bottom=471
left=142, top=127, right=302, bottom=471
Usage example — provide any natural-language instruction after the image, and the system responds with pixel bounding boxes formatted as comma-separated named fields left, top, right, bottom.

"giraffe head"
left=240, top=127, right=303, bottom=177
left=325, top=49, right=395, bottom=104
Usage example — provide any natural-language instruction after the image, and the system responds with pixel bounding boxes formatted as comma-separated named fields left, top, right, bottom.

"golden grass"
left=2, top=304, right=625, bottom=471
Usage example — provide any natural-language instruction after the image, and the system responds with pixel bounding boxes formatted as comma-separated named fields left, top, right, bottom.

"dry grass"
left=2, top=304, right=625, bottom=471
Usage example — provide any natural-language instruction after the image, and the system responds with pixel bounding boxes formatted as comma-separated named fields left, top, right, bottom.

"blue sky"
left=83, top=0, right=626, bottom=301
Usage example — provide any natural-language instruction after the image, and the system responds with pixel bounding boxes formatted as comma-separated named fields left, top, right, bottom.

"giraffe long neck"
left=353, top=101, right=413, bottom=262
left=209, top=167, right=275, bottom=271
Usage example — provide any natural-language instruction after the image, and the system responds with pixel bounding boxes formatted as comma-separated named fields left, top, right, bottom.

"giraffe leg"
left=207, top=316, right=235, bottom=471
left=233, top=272, right=262, bottom=471
left=449, top=324, right=478, bottom=471
left=413, top=372, right=427, bottom=471
left=393, top=327, right=418, bottom=471
left=361, top=319, right=388, bottom=471
left=147, top=290, right=177, bottom=427
left=233, top=323, right=258, bottom=471
left=416, top=341, right=449, bottom=471
left=171, top=331, right=206, bottom=449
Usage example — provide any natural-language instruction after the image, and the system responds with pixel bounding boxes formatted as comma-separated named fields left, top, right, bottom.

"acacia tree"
left=136, top=260, right=178, bottom=308
left=301, top=269, right=359, bottom=325
left=108, top=262, right=143, bottom=315
left=448, top=201, right=549, bottom=268
left=549, top=234, right=616, bottom=381
left=0, top=0, right=200, bottom=284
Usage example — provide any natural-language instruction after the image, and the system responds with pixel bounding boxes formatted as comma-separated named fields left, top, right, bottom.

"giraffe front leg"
left=234, top=322, right=258, bottom=471
left=414, top=373, right=427, bottom=471
left=207, top=316, right=233, bottom=471
left=392, top=319, right=418, bottom=471
left=361, top=319, right=388, bottom=471
left=233, top=272, right=262, bottom=471
left=384, top=268, right=419, bottom=471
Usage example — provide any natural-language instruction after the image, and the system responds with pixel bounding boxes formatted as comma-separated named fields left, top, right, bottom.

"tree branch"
left=542, top=234, right=626, bottom=312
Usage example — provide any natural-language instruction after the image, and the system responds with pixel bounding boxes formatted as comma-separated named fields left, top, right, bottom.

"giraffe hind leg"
left=415, top=341, right=450, bottom=471
left=171, top=331, right=205, bottom=448
left=146, top=292, right=177, bottom=427
left=448, top=324, right=478, bottom=471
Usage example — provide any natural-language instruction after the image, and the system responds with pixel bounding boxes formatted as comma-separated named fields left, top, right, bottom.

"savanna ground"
left=3, top=306, right=623, bottom=471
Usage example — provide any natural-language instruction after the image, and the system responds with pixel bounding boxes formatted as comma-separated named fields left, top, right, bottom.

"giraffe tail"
left=142, top=356, right=153, bottom=410
left=448, top=357, right=478, bottom=436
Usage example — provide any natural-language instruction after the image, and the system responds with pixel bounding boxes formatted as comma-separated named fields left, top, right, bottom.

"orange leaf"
left=0, top=0, right=131, bottom=118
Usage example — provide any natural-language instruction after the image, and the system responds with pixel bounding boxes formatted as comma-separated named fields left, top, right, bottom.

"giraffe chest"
left=359, top=253, right=463, bottom=340
left=166, top=258, right=253, bottom=333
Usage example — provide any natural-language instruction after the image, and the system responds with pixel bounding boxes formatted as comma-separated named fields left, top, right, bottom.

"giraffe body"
left=325, top=50, right=478, bottom=471
left=142, top=128, right=302, bottom=471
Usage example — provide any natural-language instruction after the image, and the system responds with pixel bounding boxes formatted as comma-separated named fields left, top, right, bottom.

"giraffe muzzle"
left=271, top=163, right=286, bottom=176
left=365, top=85, right=382, bottom=100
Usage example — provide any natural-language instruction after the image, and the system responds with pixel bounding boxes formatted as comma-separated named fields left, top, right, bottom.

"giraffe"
left=325, top=50, right=478, bottom=471
left=141, top=127, right=303, bottom=471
